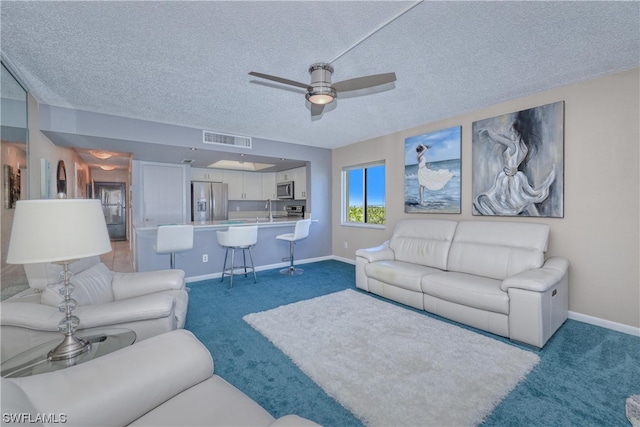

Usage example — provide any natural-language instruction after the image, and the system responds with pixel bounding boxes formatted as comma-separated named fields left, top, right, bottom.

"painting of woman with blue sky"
left=405, top=126, right=461, bottom=213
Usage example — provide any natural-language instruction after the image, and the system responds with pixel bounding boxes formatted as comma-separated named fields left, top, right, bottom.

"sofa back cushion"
left=447, top=221, right=549, bottom=280
left=24, top=256, right=101, bottom=290
left=41, top=262, right=114, bottom=307
left=390, top=219, right=458, bottom=270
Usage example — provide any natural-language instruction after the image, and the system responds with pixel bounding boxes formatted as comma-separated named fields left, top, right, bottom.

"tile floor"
left=100, top=240, right=134, bottom=273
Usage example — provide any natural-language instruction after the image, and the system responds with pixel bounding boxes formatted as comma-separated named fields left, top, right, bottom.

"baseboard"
left=568, top=311, right=640, bottom=337
left=185, top=255, right=335, bottom=283
left=332, top=255, right=355, bottom=265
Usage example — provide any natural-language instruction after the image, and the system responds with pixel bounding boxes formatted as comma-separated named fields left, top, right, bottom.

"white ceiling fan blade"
left=248, top=71, right=311, bottom=90
left=332, top=72, right=396, bottom=93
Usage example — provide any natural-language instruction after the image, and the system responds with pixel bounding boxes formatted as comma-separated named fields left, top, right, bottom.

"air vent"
left=203, top=130, right=252, bottom=149
left=181, top=159, right=195, bottom=164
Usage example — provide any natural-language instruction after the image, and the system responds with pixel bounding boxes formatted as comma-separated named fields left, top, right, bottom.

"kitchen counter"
left=133, top=216, right=307, bottom=232
left=132, top=217, right=318, bottom=279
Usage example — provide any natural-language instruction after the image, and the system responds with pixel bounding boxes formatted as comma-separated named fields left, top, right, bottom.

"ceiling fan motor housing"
left=306, top=63, right=337, bottom=104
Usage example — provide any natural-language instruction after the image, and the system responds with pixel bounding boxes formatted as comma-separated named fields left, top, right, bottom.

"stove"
left=285, top=205, right=305, bottom=217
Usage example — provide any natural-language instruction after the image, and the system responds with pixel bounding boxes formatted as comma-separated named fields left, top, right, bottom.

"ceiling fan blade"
left=310, top=103, right=325, bottom=117
left=248, top=71, right=310, bottom=90
left=332, top=72, right=396, bottom=93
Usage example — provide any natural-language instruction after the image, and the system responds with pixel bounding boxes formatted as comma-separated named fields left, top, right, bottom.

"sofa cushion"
left=365, top=260, right=441, bottom=292
left=447, top=221, right=548, bottom=280
left=0, top=378, right=43, bottom=426
left=129, top=375, right=276, bottom=426
left=389, top=219, right=458, bottom=270
left=24, top=256, right=101, bottom=290
left=421, top=272, right=509, bottom=314
left=41, top=262, right=114, bottom=307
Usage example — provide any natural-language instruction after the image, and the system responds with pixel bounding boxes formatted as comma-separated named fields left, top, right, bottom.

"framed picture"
left=404, top=126, right=461, bottom=214
left=472, top=101, right=564, bottom=217
left=3, top=164, right=19, bottom=209
left=74, top=162, right=87, bottom=199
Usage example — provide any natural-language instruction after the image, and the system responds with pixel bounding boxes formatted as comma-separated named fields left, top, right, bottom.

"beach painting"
left=405, top=126, right=461, bottom=214
left=472, top=101, right=564, bottom=217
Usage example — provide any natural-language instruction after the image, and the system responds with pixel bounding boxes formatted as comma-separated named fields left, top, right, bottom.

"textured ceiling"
left=1, top=1, right=639, bottom=157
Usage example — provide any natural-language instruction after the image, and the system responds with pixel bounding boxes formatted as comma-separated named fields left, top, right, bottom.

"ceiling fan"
left=249, top=63, right=396, bottom=117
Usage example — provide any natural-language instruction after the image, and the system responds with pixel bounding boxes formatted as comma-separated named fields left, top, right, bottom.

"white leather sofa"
left=356, top=219, right=569, bottom=348
left=1, top=330, right=319, bottom=426
left=1, top=257, right=188, bottom=362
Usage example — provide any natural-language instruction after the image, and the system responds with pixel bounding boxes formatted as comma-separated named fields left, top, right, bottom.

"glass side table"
left=1, top=328, right=136, bottom=378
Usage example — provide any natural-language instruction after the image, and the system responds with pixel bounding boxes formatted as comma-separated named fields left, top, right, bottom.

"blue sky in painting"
left=404, top=126, right=461, bottom=165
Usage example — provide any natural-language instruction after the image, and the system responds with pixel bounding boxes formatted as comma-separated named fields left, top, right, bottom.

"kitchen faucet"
left=265, top=199, right=273, bottom=222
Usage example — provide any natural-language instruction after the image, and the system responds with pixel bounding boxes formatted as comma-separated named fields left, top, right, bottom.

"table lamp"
left=6, top=199, right=112, bottom=360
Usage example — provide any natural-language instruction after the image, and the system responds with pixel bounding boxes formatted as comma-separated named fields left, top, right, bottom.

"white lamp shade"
left=6, top=199, right=112, bottom=264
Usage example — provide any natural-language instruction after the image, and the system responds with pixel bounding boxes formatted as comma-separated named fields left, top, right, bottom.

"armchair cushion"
left=40, top=262, right=114, bottom=307
left=112, top=269, right=185, bottom=300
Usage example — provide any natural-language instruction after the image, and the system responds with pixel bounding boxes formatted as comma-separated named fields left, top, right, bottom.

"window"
left=342, top=162, right=386, bottom=226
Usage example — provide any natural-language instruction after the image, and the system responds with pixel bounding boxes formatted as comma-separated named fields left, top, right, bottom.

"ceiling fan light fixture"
left=306, top=86, right=336, bottom=105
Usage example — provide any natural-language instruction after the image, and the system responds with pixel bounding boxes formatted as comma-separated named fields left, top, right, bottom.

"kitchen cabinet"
left=139, top=162, right=187, bottom=223
left=224, top=170, right=263, bottom=200
left=292, top=166, right=307, bottom=200
left=191, top=167, right=223, bottom=182
left=276, top=170, right=291, bottom=183
left=262, top=172, right=276, bottom=199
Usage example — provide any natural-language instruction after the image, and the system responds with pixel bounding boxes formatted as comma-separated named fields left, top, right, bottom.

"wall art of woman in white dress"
left=472, top=102, right=564, bottom=217
left=416, top=143, right=453, bottom=204
left=404, top=126, right=461, bottom=214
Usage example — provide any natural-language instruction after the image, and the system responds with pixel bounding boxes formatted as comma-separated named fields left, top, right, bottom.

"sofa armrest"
left=10, top=330, right=213, bottom=427
left=112, top=269, right=185, bottom=300
left=1, top=302, right=61, bottom=331
left=501, top=257, right=569, bottom=293
left=355, top=240, right=394, bottom=263
left=75, top=294, right=176, bottom=329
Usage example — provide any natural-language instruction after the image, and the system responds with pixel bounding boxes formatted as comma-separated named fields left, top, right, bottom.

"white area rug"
left=243, top=289, right=540, bottom=426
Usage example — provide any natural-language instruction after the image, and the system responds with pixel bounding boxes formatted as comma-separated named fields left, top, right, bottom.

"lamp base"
left=47, top=333, right=91, bottom=361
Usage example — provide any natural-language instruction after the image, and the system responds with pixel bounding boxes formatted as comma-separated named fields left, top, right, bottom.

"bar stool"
left=153, top=224, right=194, bottom=269
left=216, top=226, right=258, bottom=288
left=276, top=219, right=311, bottom=275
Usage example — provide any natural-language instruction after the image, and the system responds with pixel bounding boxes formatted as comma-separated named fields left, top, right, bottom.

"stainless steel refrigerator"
left=95, top=181, right=126, bottom=240
left=191, top=181, right=228, bottom=222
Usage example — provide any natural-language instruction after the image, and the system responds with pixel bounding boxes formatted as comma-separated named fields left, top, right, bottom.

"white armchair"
left=1, top=257, right=188, bottom=362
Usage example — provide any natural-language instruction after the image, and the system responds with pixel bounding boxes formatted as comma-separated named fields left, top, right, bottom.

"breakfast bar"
left=133, top=218, right=318, bottom=281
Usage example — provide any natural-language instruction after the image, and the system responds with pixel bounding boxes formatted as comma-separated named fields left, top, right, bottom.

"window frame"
left=341, top=161, right=386, bottom=229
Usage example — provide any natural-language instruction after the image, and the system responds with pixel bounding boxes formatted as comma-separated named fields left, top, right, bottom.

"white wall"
left=332, top=68, right=640, bottom=329
left=27, top=96, right=90, bottom=200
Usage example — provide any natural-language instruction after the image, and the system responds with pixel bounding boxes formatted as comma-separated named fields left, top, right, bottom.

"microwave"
left=277, top=181, right=294, bottom=199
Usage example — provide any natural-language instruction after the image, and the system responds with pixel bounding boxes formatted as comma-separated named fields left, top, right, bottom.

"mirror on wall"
left=1, top=60, right=29, bottom=300
left=56, top=160, right=67, bottom=198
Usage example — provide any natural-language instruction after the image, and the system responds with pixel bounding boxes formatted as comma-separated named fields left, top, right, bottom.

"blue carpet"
left=185, top=260, right=640, bottom=426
